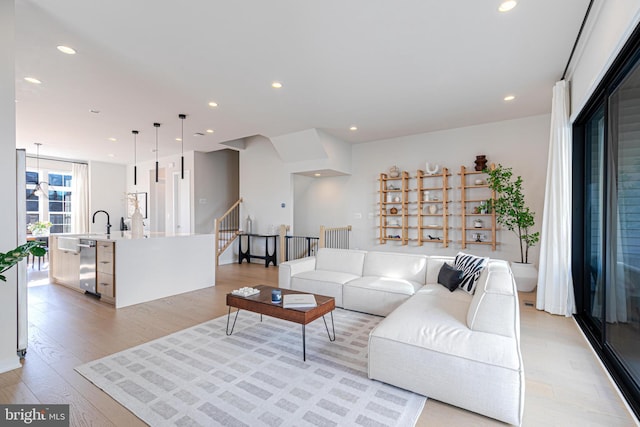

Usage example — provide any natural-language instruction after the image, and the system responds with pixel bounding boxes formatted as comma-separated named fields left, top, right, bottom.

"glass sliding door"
left=606, top=65, right=640, bottom=382
left=573, top=24, right=640, bottom=417
left=584, top=106, right=605, bottom=330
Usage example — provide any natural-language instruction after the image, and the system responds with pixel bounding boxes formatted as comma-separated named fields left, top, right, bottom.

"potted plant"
left=0, top=241, right=46, bottom=282
left=484, top=164, right=540, bottom=291
left=27, top=220, right=52, bottom=236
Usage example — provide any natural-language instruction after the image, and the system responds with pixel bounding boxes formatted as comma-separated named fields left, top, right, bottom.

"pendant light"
left=132, top=130, right=139, bottom=186
left=30, top=143, right=49, bottom=199
left=154, top=122, right=160, bottom=183
left=178, top=114, right=186, bottom=179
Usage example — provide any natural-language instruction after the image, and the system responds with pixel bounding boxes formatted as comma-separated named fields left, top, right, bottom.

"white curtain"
left=71, top=162, right=89, bottom=233
left=536, top=80, right=576, bottom=316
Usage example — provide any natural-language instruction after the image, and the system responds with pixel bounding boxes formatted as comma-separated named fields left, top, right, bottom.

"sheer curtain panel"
left=71, top=162, right=89, bottom=233
left=536, top=80, right=576, bottom=316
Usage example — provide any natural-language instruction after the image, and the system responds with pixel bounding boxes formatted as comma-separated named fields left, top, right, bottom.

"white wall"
left=194, top=150, right=239, bottom=234
left=0, top=0, right=19, bottom=373
left=25, top=156, right=73, bottom=172
left=239, top=135, right=293, bottom=234
left=240, top=115, right=551, bottom=266
left=89, top=161, right=127, bottom=234
left=293, top=174, right=350, bottom=236
left=569, top=0, right=640, bottom=118
left=348, top=114, right=550, bottom=265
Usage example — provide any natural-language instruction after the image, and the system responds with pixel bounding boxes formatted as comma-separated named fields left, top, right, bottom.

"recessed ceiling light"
left=208, top=101, right=218, bottom=107
left=90, top=109, right=100, bottom=114
left=24, top=77, right=41, bottom=84
left=206, top=129, right=214, bottom=134
left=504, top=95, right=516, bottom=101
left=107, top=153, right=115, bottom=158
left=175, top=137, right=182, bottom=142
left=193, top=132, right=205, bottom=137
left=349, top=126, right=358, bottom=131
left=57, top=45, right=76, bottom=55
left=108, top=137, right=117, bottom=142
left=272, top=81, right=283, bottom=89
left=314, top=173, right=321, bottom=177
left=498, top=1, right=517, bottom=12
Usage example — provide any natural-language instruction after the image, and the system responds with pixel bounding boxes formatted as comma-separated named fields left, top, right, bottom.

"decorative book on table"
left=283, top=294, right=317, bottom=308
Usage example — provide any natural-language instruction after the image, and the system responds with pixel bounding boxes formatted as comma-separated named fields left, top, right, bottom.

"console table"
left=238, top=233, right=278, bottom=267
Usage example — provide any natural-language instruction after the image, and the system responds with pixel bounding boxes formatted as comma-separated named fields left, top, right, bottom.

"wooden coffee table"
left=225, top=285, right=336, bottom=361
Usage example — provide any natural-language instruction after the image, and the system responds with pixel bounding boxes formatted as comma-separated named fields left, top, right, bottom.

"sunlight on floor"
left=26, top=265, right=49, bottom=287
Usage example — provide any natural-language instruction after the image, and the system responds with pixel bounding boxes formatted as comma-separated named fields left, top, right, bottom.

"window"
left=573, top=23, right=640, bottom=418
left=26, top=169, right=73, bottom=234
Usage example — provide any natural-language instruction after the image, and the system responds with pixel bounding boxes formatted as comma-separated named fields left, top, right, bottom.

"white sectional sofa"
left=278, top=248, right=524, bottom=426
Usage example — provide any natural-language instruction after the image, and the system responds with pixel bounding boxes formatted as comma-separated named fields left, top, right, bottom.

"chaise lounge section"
left=279, top=248, right=524, bottom=425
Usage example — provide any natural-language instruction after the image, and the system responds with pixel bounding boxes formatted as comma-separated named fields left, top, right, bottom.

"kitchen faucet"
left=92, top=210, right=111, bottom=235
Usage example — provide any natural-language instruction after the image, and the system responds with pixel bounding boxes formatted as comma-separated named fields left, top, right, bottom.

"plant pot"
left=510, top=262, right=538, bottom=292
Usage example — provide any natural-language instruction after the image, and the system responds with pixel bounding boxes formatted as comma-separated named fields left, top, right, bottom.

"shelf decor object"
left=378, top=170, right=409, bottom=245
left=416, top=168, right=450, bottom=247
left=378, top=167, right=451, bottom=247
left=459, top=164, right=497, bottom=250
left=474, top=155, right=488, bottom=171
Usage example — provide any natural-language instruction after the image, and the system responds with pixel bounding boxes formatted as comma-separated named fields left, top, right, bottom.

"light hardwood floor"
left=1, top=263, right=637, bottom=426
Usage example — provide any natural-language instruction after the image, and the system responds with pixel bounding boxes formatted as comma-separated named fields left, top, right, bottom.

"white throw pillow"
left=454, top=252, right=488, bottom=294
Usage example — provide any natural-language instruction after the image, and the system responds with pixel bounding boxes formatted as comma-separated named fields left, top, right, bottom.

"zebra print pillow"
left=454, top=252, right=488, bottom=294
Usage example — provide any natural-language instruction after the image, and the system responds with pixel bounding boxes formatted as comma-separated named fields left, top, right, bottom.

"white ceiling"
left=15, top=0, right=590, bottom=165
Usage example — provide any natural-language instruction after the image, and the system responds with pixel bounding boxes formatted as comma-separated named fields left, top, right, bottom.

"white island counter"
left=49, top=232, right=216, bottom=308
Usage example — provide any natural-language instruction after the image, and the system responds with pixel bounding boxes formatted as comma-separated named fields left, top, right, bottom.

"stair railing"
left=319, top=225, right=352, bottom=249
left=214, top=198, right=242, bottom=265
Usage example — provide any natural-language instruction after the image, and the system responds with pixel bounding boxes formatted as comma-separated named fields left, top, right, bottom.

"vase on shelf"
left=474, top=155, right=488, bottom=171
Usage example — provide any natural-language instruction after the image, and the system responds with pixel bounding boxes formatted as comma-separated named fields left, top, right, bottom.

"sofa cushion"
left=343, top=277, right=420, bottom=316
left=362, top=251, right=428, bottom=285
left=315, top=248, right=366, bottom=276
left=467, top=260, right=518, bottom=338
left=437, top=263, right=464, bottom=291
left=293, top=270, right=359, bottom=285
left=454, top=252, right=488, bottom=294
left=291, top=270, right=360, bottom=308
left=346, top=276, right=422, bottom=296
left=425, top=256, right=455, bottom=284
left=370, top=284, right=521, bottom=370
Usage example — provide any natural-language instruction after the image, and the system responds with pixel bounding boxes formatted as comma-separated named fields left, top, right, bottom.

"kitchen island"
left=49, top=232, right=216, bottom=308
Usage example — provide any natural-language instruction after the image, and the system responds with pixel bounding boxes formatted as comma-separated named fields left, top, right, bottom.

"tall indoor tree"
left=485, top=164, right=539, bottom=264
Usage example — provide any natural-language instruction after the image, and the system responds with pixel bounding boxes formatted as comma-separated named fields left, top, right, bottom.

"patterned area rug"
left=76, top=309, right=426, bottom=427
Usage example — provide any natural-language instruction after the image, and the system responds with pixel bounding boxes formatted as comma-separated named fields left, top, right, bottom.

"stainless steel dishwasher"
left=78, top=239, right=97, bottom=294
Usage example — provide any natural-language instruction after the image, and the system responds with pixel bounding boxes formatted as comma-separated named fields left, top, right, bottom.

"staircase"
left=214, top=198, right=242, bottom=266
